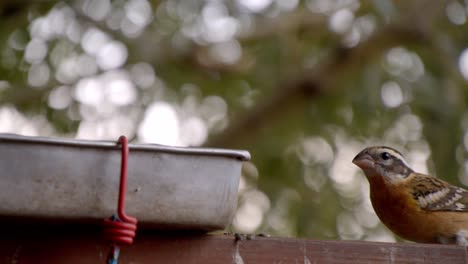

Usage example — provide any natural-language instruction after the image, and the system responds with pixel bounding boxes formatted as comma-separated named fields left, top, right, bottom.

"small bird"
left=353, top=146, right=468, bottom=245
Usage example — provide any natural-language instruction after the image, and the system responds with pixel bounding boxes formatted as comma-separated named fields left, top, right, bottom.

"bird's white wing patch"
left=417, top=187, right=468, bottom=211
left=417, top=188, right=451, bottom=209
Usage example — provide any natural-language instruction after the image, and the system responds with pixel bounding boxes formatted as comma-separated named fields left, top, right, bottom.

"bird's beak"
left=352, top=150, right=374, bottom=170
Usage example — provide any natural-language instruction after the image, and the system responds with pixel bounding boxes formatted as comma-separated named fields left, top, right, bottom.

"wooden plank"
left=0, top=224, right=466, bottom=263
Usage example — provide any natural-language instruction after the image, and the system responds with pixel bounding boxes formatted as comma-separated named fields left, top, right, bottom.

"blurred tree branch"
left=205, top=0, right=453, bottom=148
left=238, top=9, right=329, bottom=44
left=204, top=24, right=428, bottom=148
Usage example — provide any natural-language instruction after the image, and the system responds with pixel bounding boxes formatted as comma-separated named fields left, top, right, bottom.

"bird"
left=353, top=146, right=468, bottom=245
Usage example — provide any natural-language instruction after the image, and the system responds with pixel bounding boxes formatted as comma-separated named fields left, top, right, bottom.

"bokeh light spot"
left=25, top=39, right=48, bottom=64
left=106, top=78, right=136, bottom=106
left=74, top=77, right=103, bottom=106
left=81, top=28, right=110, bottom=55
left=138, top=102, right=180, bottom=145
left=329, top=9, right=354, bottom=34
left=380, top=81, right=403, bottom=108
left=458, top=48, right=468, bottom=80
left=96, top=41, right=128, bottom=70
left=125, top=0, right=152, bottom=27
left=446, top=1, right=466, bottom=25
left=28, top=63, right=50, bottom=87
left=238, top=0, right=272, bottom=12
left=48, top=85, right=72, bottom=110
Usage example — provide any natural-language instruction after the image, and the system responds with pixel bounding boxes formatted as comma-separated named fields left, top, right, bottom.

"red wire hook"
left=103, top=136, right=138, bottom=262
left=116, top=136, right=137, bottom=226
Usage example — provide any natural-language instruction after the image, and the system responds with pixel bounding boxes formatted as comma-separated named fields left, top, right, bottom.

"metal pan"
left=0, top=134, right=250, bottom=231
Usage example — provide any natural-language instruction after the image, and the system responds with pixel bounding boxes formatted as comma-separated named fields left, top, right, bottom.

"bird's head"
left=352, top=146, right=414, bottom=183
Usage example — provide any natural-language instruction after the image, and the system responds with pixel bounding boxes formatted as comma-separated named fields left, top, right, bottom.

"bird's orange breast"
left=368, top=177, right=468, bottom=243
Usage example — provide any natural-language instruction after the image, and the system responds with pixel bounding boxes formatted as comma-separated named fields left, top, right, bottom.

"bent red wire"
left=103, top=135, right=138, bottom=246
left=116, top=136, right=137, bottom=226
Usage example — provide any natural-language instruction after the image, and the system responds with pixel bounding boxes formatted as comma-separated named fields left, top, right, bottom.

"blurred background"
left=1, top=0, right=467, bottom=242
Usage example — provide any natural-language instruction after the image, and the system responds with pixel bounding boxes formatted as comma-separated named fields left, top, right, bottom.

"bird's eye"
left=381, top=152, right=391, bottom=160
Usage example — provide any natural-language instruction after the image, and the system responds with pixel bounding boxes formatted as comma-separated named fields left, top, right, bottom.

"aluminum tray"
left=0, top=134, right=250, bottom=231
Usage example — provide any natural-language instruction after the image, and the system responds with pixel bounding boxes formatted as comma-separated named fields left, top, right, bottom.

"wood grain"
left=0, top=225, right=466, bottom=264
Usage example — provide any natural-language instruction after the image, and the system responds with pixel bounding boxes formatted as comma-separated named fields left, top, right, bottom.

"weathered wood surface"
left=0, top=225, right=467, bottom=263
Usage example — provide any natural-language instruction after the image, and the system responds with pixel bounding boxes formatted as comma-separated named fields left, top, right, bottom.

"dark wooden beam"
left=0, top=225, right=466, bottom=264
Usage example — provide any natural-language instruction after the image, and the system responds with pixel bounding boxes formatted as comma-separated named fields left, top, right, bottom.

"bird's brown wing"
left=408, top=173, right=468, bottom=212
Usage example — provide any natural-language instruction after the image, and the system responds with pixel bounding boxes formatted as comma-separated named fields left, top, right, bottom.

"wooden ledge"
left=1, top=227, right=467, bottom=263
